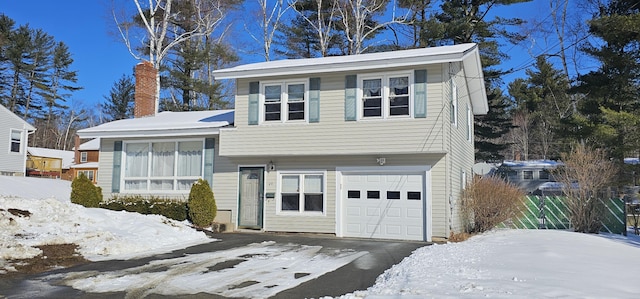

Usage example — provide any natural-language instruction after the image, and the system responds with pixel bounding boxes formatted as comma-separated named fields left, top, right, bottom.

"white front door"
left=342, top=173, right=425, bottom=241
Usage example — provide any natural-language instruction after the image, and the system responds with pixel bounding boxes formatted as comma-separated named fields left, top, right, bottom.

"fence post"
left=539, top=195, right=546, bottom=229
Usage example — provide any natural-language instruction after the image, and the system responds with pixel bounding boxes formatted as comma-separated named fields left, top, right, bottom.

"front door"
left=238, top=167, right=264, bottom=229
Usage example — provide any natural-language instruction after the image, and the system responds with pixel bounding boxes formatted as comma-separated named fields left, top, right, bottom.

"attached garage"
left=337, top=167, right=431, bottom=241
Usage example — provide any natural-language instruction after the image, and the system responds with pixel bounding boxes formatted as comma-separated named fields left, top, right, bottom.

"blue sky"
left=2, top=0, right=589, bottom=111
left=2, top=0, right=139, bottom=110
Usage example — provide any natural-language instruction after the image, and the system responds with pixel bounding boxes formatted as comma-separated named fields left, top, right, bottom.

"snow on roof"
left=76, top=138, right=100, bottom=151
left=27, top=147, right=75, bottom=168
left=625, top=158, right=639, bottom=165
left=77, top=110, right=234, bottom=139
left=501, top=160, right=562, bottom=168
left=70, top=162, right=99, bottom=169
left=213, top=43, right=488, bottom=115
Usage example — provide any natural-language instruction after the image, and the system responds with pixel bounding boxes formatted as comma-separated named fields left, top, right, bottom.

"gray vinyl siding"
left=0, top=108, right=32, bottom=175
left=220, top=65, right=446, bottom=157
left=443, top=62, right=476, bottom=235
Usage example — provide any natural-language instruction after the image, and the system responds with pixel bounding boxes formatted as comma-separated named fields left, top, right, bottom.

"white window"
left=359, top=72, right=412, bottom=119
left=278, top=172, right=325, bottom=214
left=78, top=170, right=94, bottom=181
left=261, top=81, right=307, bottom=123
left=451, top=80, right=458, bottom=126
left=122, top=140, right=203, bottom=192
left=80, top=152, right=88, bottom=163
left=9, top=129, right=22, bottom=153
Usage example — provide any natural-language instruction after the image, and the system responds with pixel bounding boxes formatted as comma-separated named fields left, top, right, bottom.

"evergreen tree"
left=420, top=0, right=531, bottom=161
left=101, top=74, right=135, bottom=121
left=570, top=0, right=640, bottom=160
left=22, top=29, right=54, bottom=120
left=508, top=56, right=572, bottom=160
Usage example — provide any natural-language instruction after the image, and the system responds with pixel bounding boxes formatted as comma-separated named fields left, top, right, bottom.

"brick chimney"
left=134, top=61, right=157, bottom=118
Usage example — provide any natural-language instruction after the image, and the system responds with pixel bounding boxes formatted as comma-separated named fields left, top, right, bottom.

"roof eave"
left=77, top=127, right=223, bottom=139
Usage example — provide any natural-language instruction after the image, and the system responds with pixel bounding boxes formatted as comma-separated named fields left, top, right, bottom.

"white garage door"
left=342, top=173, right=425, bottom=241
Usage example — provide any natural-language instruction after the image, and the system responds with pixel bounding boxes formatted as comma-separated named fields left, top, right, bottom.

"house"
left=26, top=147, right=75, bottom=179
left=496, top=160, right=561, bottom=194
left=78, top=44, right=488, bottom=242
left=67, top=138, right=101, bottom=183
left=0, top=104, right=36, bottom=176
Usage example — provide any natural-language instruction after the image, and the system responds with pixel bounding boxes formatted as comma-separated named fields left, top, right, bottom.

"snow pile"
left=340, top=229, right=640, bottom=298
left=0, top=176, right=212, bottom=273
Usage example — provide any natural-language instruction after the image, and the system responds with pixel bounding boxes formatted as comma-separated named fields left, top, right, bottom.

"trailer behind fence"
left=502, top=195, right=626, bottom=234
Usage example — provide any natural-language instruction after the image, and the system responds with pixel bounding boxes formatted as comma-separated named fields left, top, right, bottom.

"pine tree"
left=570, top=0, right=640, bottom=160
left=419, top=0, right=532, bottom=161
left=101, top=74, right=135, bottom=121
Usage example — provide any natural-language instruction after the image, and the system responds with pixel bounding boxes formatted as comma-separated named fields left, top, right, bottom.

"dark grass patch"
left=5, top=243, right=89, bottom=276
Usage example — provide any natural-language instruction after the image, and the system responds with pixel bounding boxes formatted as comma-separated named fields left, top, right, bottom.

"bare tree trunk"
left=113, top=0, right=226, bottom=112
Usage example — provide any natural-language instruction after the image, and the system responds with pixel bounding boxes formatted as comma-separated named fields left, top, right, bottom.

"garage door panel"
left=342, top=173, right=426, bottom=241
left=346, top=206, right=362, bottom=216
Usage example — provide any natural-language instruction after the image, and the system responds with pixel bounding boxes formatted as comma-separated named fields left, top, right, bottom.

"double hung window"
left=79, top=170, right=94, bottom=181
left=359, top=72, right=411, bottom=119
left=279, top=172, right=325, bottom=214
left=262, top=81, right=307, bottom=122
left=123, top=140, right=203, bottom=192
left=9, top=129, right=22, bottom=153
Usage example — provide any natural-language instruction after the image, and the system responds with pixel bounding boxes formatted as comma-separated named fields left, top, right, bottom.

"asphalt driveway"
left=1, top=232, right=427, bottom=299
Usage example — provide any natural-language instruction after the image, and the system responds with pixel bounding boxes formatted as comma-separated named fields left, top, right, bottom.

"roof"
left=77, top=110, right=234, bottom=139
left=70, top=162, right=99, bottom=169
left=501, top=160, right=562, bottom=168
left=27, top=147, right=75, bottom=169
left=212, top=43, right=488, bottom=114
left=75, top=138, right=100, bottom=151
left=0, top=104, right=36, bottom=131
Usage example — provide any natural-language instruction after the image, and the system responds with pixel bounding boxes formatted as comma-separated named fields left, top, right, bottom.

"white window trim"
left=79, top=170, right=94, bottom=181
left=259, top=80, right=309, bottom=124
left=80, top=152, right=88, bottom=163
left=9, top=129, right=23, bottom=154
left=276, top=170, right=327, bottom=216
left=120, top=138, right=205, bottom=193
left=357, top=71, right=414, bottom=120
left=451, top=80, right=458, bottom=126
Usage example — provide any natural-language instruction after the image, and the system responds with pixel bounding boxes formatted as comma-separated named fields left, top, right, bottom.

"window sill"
left=276, top=211, right=326, bottom=217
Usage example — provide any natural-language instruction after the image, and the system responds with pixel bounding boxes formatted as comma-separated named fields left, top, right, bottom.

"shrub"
left=70, top=173, right=103, bottom=208
left=187, top=179, right=217, bottom=228
left=99, top=195, right=188, bottom=221
left=460, top=175, right=525, bottom=233
left=554, top=144, right=616, bottom=233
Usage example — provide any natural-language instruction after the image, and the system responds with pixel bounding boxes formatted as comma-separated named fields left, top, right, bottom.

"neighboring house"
left=496, top=160, right=561, bottom=194
left=67, top=138, right=101, bottom=183
left=0, top=104, right=36, bottom=176
left=26, top=147, right=75, bottom=179
left=78, top=44, right=488, bottom=242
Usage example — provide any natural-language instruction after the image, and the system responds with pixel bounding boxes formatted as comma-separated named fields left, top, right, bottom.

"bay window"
left=123, top=140, right=203, bottom=192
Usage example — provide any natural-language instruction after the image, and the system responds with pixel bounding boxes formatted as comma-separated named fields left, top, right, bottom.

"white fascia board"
left=462, top=50, right=489, bottom=115
left=213, top=44, right=478, bottom=79
left=77, top=127, right=221, bottom=139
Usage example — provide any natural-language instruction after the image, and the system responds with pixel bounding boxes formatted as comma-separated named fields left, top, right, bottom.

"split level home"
left=67, top=138, right=101, bottom=183
left=0, top=104, right=36, bottom=176
left=77, top=43, right=488, bottom=241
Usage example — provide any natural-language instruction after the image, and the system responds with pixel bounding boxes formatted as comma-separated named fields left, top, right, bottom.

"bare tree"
left=335, top=0, right=410, bottom=54
left=290, top=0, right=338, bottom=57
left=246, top=0, right=292, bottom=61
left=113, top=0, right=226, bottom=113
left=511, top=111, right=531, bottom=160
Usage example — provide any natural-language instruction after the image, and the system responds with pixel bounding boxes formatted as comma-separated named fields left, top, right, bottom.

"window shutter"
left=309, top=77, right=321, bottom=123
left=203, top=138, right=215, bottom=187
left=112, top=141, right=122, bottom=193
left=248, top=82, right=259, bottom=125
left=414, top=69, right=427, bottom=118
left=344, top=75, right=357, bottom=121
